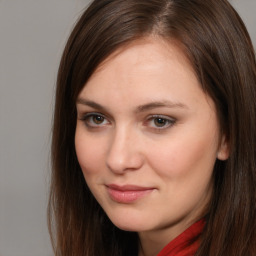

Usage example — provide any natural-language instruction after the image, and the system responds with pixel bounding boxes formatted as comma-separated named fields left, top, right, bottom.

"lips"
left=106, top=184, right=155, bottom=203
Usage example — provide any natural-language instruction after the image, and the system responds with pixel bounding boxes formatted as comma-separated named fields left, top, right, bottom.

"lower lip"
left=107, top=187, right=154, bottom=203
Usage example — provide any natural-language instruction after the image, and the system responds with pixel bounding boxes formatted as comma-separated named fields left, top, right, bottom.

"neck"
left=138, top=219, right=205, bottom=256
left=138, top=221, right=190, bottom=256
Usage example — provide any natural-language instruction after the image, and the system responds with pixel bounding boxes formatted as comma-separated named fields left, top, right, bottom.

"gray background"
left=0, top=0, right=255, bottom=255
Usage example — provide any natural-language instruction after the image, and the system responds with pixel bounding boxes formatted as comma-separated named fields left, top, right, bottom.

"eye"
left=91, top=115, right=105, bottom=124
left=146, top=115, right=175, bottom=130
left=153, top=118, right=169, bottom=127
left=79, top=113, right=110, bottom=128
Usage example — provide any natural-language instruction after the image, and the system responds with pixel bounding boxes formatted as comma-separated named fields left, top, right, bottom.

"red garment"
left=157, top=219, right=205, bottom=256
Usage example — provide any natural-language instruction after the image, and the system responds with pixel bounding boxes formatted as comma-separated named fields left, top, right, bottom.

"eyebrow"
left=76, top=98, right=189, bottom=112
left=135, top=101, right=189, bottom=112
left=77, top=98, right=107, bottom=111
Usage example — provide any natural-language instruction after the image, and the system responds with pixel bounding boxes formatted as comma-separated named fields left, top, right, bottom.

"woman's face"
left=75, top=38, right=228, bottom=239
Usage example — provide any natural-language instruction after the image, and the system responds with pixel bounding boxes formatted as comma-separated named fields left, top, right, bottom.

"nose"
left=106, top=127, right=144, bottom=174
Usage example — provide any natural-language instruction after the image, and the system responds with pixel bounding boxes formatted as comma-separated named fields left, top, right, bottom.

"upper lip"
left=106, top=184, right=155, bottom=191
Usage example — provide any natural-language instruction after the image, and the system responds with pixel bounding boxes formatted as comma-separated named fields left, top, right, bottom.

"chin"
left=112, top=221, right=145, bottom=232
left=107, top=212, right=152, bottom=232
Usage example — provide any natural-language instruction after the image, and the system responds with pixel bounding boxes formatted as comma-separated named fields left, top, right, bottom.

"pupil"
left=154, top=118, right=166, bottom=127
left=93, top=116, right=104, bottom=124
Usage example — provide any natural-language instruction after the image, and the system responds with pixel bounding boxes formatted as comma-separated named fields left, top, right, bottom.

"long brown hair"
left=48, top=0, right=256, bottom=255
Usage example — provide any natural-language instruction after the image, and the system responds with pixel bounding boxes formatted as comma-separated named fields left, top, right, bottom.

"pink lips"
left=106, top=184, right=155, bottom=203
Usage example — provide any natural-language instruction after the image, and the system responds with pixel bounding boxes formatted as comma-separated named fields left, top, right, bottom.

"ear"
left=217, top=135, right=229, bottom=161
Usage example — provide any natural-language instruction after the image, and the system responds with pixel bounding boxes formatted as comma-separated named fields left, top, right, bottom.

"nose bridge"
left=106, top=124, right=143, bottom=173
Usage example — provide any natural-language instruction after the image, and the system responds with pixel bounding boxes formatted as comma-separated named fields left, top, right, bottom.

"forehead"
left=94, top=37, right=195, bottom=80
left=80, top=37, right=199, bottom=98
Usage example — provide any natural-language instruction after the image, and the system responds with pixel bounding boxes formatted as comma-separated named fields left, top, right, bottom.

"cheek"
left=147, top=129, right=219, bottom=180
left=146, top=132, right=218, bottom=217
left=75, top=128, right=105, bottom=177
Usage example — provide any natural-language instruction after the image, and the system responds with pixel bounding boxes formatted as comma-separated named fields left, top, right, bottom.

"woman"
left=48, top=0, right=256, bottom=255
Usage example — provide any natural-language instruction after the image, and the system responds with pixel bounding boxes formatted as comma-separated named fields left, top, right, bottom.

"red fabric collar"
left=157, top=219, right=205, bottom=256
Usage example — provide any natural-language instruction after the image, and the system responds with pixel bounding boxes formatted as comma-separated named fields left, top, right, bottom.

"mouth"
left=106, top=184, right=155, bottom=203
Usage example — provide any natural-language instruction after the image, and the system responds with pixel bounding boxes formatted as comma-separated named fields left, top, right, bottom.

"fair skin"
left=75, top=38, right=229, bottom=256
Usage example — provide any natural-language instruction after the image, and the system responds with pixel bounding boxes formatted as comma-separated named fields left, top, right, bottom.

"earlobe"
left=217, top=135, right=229, bottom=161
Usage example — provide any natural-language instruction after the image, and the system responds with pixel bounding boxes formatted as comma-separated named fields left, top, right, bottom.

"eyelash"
left=79, top=112, right=176, bottom=131
left=145, top=115, right=176, bottom=130
left=79, top=112, right=110, bottom=128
